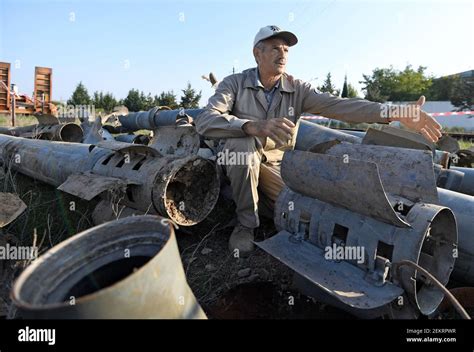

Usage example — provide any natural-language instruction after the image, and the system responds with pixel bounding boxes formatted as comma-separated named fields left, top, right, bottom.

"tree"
left=347, top=83, right=359, bottom=98
left=143, top=93, right=154, bottom=110
left=180, top=82, right=202, bottom=108
left=68, top=82, right=91, bottom=105
left=317, top=73, right=340, bottom=96
left=341, top=75, right=349, bottom=98
left=123, top=89, right=143, bottom=112
left=427, top=75, right=460, bottom=101
left=102, top=92, right=118, bottom=113
left=341, top=75, right=359, bottom=98
left=360, top=65, right=432, bottom=102
left=451, top=78, right=474, bottom=111
left=92, top=91, right=104, bottom=109
left=155, top=91, right=178, bottom=109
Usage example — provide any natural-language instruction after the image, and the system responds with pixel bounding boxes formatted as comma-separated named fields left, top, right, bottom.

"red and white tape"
left=302, top=111, right=474, bottom=120
left=429, top=111, right=474, bottom=116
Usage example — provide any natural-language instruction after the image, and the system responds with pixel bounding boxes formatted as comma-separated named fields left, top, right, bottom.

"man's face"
left=254, top=37, right=289, bottom=76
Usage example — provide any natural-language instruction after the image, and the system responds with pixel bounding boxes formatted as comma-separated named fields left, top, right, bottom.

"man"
left=195, top=25, right=442, bottom=255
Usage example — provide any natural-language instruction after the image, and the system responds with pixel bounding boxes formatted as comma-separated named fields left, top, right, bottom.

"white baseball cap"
left=253, top=25, right=298, bottom=47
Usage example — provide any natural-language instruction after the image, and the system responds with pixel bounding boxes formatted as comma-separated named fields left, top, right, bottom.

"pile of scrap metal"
left=0, top=128, right=220, bottom=227
left=257, top=119, right=474, bottom=319
left=3, top=103, right=472, bottom=320
left=0, top=107, right=223, bottom=319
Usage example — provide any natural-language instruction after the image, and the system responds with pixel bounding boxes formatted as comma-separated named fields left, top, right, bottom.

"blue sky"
left=0, top=0, right=472, bottom=105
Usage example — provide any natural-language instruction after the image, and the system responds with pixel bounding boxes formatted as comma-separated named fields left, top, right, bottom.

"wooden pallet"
left=0, top=62, right=10, bottom=114
left=34, top=66, right=52, bottom=114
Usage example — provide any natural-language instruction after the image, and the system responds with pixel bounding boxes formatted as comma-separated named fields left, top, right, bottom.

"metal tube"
left=294, top=119, right=361, bottom=151
left=437, top=187, right=474, bottom=284
left=0, top=123, right=83, bottom=142
left=0, top=134, right=220, bottom=226
left=450, top=166, right=474, bottom=196
left=115, top=133, right=150, bottom=145
left=118, top=107, right=204, bottom=132
left=11, top=215, right=207, bottom=319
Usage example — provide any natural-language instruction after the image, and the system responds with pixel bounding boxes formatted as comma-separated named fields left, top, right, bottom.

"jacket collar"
left=243, top=67, right=295, bottom=93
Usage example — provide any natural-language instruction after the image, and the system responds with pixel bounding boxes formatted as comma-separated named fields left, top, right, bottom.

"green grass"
left=0, top=114, right=39, bottom=127
left=459, top=139, right=474, bottom=150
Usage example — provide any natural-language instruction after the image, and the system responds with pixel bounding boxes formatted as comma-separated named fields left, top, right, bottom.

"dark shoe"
left=228, top=223, right=255, bottom=255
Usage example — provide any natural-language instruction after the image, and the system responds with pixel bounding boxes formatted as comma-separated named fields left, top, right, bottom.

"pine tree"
left=102, top=93, right=118, bottom=113
left=317, top=73, right=340, bottom=96
left=179, top=82, right=202, bottom=108
left=155, top=91, right=178, bottom=109
left=341, top=75, right=349, bottom=98
left=123, top=89, right=143, bottom=112
left=68, top=82, right=91, bottom=105
left=347, top=84, right=359, bottom=98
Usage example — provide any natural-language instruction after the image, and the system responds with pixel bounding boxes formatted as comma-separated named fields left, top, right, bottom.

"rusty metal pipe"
left=294, top=119, right=362, bottom=151
left=118, top=107, right=203, bottom=132
left=0, top=123, right=83, bottom=142
left=11, top=215, right=206, bottom=319
left=437, top=187, right=474, bottom=284
left=0, top=135, right=219, bottom=226
left=115, top=133, right=150, bottom=145
left=450, top=166, right=474, bottom=196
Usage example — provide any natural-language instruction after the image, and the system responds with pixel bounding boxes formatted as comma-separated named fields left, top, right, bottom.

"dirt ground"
left=0, top=169, right=355, bottom=319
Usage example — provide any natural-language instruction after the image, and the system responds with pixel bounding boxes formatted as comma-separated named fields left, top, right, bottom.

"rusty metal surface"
left=154, top=109, right=202, bottom=127
left=434, top=165, right=465, bottom=193
left=58, top=171, right=132, bottom=201
left=437, top=188, right=474, bottom=284
left=281, top=150, right=410, bottom=227
left=149, top=125, right=200, bottom=156
left=115, top=133, right=150, bottom=145
left=118, top=107, right=203, bottom=132
left=11, top=215, right=207, bottom=319
left=294, top=119, right=361, bottom=151
left=91, top=199, right=145, bottom=225
left=0, top=134, right=220, bottom=226
left=319, top=142, right=439, bottom=204
left=256, top=230, right=404, bottom=309
left=362, top=126, right=434, bottom=151
left=0, top=123, right=83, bottom=142
left=35, top=123, right=83, bottom=142
left=451, top=166, right=474, bottom=196
left=118, top=107, right=159, bottom=131
left=0, top=135, right=109, bottom=186
left=81, top=117, right=115, bottom=144
left=437, top=135, right=460, bottom=153
left=0, top=192, right=27, bottom=227
left=434, top=150, right=451, bottom=168
left=94, top=140, right=160, bottom=157
left=271, top=185, right=457, bottom=316
left=90, top=150, right=219, bottom=225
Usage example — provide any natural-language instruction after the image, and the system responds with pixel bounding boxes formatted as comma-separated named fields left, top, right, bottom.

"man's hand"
left=395, top=96, right=442, bottom=143
left=242, top=117, right=296, bottom=147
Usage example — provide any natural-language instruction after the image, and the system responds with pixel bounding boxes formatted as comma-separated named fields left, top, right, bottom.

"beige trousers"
left=221, top=136, right=285, bottom=228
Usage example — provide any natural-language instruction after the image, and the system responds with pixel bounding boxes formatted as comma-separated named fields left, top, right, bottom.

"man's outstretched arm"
left=301, top=81, right=442, bottom=142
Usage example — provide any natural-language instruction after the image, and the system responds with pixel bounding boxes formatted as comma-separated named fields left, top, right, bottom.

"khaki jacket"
left=195, top=67, right=388, bottom=163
